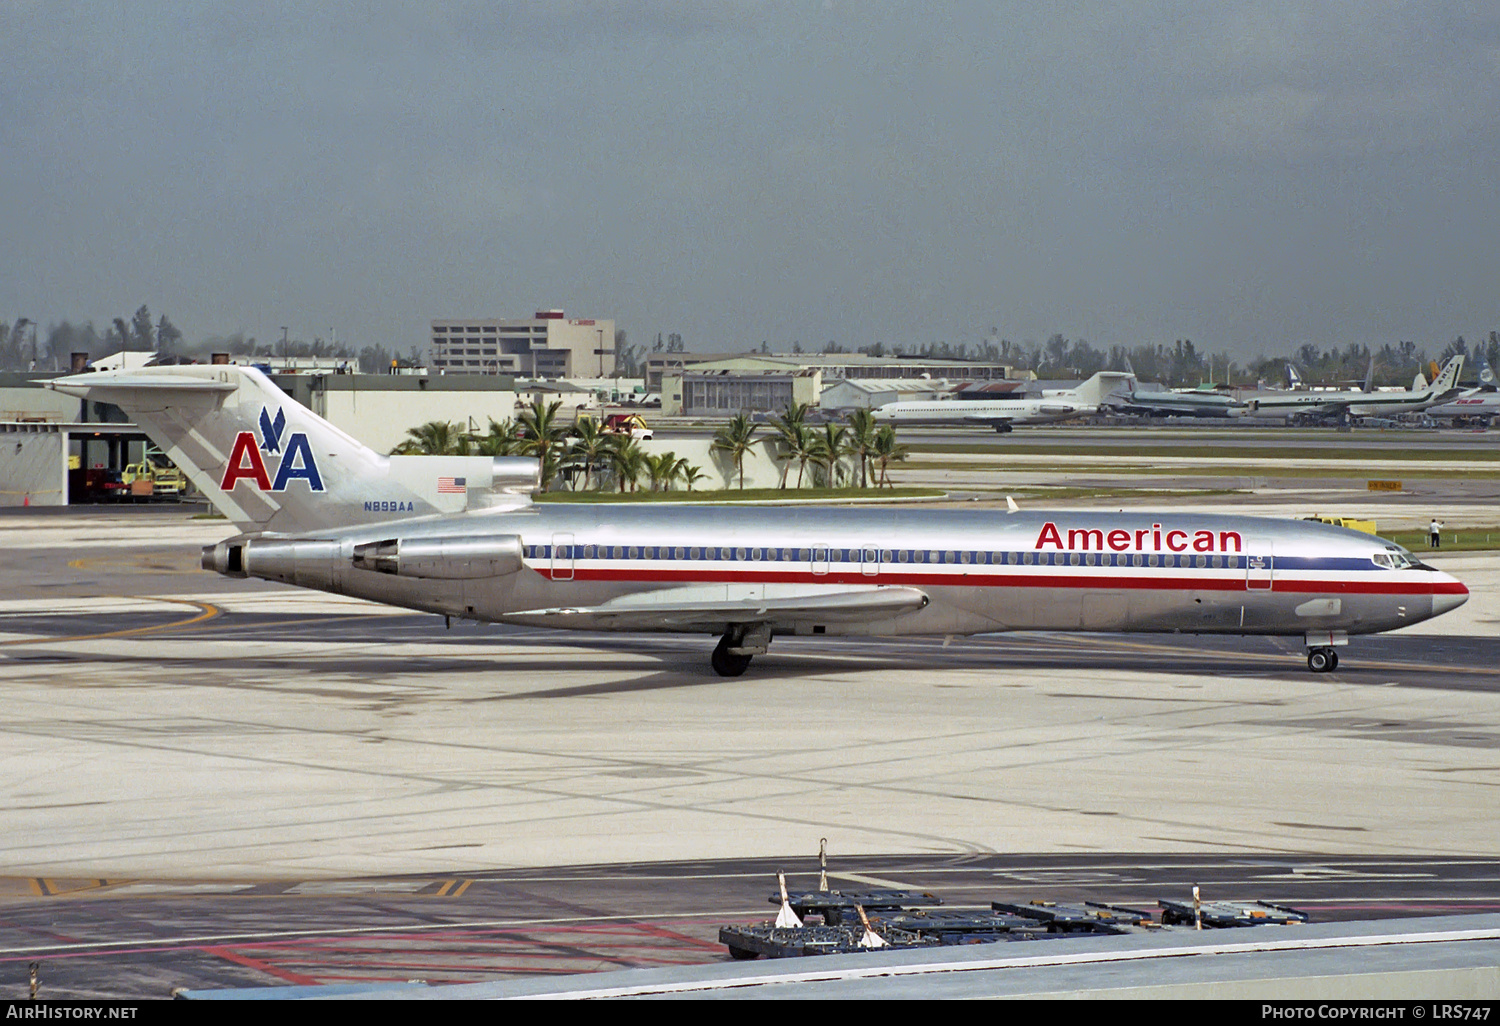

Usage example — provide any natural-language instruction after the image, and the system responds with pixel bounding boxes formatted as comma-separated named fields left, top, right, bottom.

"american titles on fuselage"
left=1035, top=522, right=1241, bottom=554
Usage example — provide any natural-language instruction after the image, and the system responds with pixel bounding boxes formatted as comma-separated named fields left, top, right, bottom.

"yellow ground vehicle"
left=120, top=455, right=190, bottom=498
left=1304, top=515, right=1377, bottom=535
left=602, top=413, right=653, bottom=440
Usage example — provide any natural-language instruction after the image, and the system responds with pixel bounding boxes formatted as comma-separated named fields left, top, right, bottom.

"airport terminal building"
left=430, top=310, right=615, bottom=378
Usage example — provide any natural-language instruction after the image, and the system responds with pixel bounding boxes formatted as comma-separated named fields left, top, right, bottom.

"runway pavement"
left=2, top=504, right=1498, bottom=997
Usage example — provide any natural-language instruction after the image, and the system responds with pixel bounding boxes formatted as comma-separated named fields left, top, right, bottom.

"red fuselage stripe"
left=531, top=566, right=1464, bottom=596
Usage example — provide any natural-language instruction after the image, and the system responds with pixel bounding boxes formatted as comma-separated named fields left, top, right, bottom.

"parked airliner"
left=1247, top=356, right=1465, bottom=423
left=871, top=372, right=1133, bottom=431
left=1103, top=381, right=1246, bottom=419
left=49, top=367, right=1468, bottom=676
left=1424, top=352, right=1499, bottom=426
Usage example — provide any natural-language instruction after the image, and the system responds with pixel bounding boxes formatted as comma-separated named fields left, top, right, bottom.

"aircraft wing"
left=500, top=583, right=930, bottom=631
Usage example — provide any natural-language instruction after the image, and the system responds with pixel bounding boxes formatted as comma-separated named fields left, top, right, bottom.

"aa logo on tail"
left=220, top=407, right=325, bottom=492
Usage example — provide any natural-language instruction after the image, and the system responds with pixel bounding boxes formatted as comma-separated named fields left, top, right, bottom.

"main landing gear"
left=1304, top=631, right=1346, bottom=673
left=1307, top=647, right=1339, bottom=673
left=712, top=624, right=771, bottom=677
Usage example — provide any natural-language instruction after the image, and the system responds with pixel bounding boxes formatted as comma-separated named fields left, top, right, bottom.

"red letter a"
left=220, top=431, right=272, bottom=491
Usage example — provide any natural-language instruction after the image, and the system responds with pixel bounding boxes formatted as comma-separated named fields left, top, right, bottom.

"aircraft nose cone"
left=1432, top=580, right=1469, bottom=617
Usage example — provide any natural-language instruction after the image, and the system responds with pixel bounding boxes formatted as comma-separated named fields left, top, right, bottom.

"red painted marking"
left=203, top=945, right=320, bottom=986
left=530, top=566, right=1462, bottom=597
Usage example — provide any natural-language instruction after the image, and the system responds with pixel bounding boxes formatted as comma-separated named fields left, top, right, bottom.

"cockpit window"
left=1375, top=545, right=1419, bottom=570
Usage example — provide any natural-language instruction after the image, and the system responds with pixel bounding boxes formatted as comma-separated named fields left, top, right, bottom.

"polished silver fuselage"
left=232, top=504, right=1466, bottom=640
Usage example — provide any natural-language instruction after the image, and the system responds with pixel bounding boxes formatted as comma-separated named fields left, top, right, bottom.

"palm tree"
left=768, top=403, right=809, bottom=488
left=710, top=413, right=758, bottom=490
left=390, top=421, right=470, bottom=456
left=845, top=408, right=878, bottom=489
left=872, top=424, right=908, bottom=489
left=609, top=436, right=648, bottom=493
left=563, top=416, right=613, bottom=491
left=644, top=450, right=684, bottom=492
left=813, top=422, right=849, bottom=488
left=515, top=397, right=569, bottom=490
left=774, top=417, right=822, bottom=492
left=681, top=463, right=708, bottom=491
left=473, top=417, right=521, bottom=456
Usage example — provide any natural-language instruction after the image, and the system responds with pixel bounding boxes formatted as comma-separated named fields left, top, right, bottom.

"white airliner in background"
left=1424, top=352, right=1499, bottom=426
left=1246, top=356, right=1465, bottom=423
left=1103, top=381, right=1247, bottom=419
left=871, top=372, right=1133, bottom=432
left=49, top=367, right=1468, bottom=677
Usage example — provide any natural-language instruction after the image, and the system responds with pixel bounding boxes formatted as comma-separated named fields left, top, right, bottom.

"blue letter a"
left=271, top=432, right=325, bottom=492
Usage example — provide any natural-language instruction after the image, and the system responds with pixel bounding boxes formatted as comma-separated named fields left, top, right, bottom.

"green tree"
left=845, top=408, right=878, bottom=489
left=516, top=397, right=569, bottom=490
left=131, top=306, right=156, bottom=353
left=391, top=421, right=471, bottom=455
left=711, top=413, right=759, bottom=490
left=645, top=450, right=687, bottom=492
left=811, top=422, right=849, bottom=487
left=872, top=424, right=908, bottom=489
left=155, top=315, right=183, bottom=356
left=768, top=402, right=809, bottom=489
left=473, top=417, right=521, bottom=456
left=609, top=436, right=648, bottom=492
left=564, top=417, right=613, bottom=491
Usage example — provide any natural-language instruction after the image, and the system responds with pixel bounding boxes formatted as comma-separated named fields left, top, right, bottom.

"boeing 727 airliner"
left=49, top=367, right=1468, bottom=676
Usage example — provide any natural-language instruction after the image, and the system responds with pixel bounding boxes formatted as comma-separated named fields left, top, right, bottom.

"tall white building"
left=430, top=310, right=615, bottom=377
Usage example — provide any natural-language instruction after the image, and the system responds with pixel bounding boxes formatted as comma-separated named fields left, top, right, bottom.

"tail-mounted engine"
left=203, top=533, right=524, bottom=586
left=351, top=535, right=524, bottom=579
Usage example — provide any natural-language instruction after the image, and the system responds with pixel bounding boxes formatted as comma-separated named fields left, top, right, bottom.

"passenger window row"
left=522, top=545, right=1243, bottom=570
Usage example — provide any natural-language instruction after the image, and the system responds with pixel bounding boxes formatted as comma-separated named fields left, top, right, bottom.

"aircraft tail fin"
left=1427, top=355, right=1464, bottom=398
left=1362, top=353, right=1375, bottom=392
left=1069, top=371, right=1136, bottom=407
left=1286, top=364, right=1304, bottom=389
left=48, top=365, right=537, bottom=534
left=1477, top=350, right=1496, bottom=390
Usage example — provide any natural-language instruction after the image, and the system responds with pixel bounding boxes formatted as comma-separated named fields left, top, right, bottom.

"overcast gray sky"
left=3, top=1, right=1498, bottom=360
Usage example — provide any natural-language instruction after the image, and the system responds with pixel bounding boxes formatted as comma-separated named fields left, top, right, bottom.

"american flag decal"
left=437, top=477, right=467, bottom=493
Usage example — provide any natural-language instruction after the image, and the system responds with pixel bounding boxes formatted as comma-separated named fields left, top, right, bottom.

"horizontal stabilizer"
left=47, top=374, right=238, bottom=398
